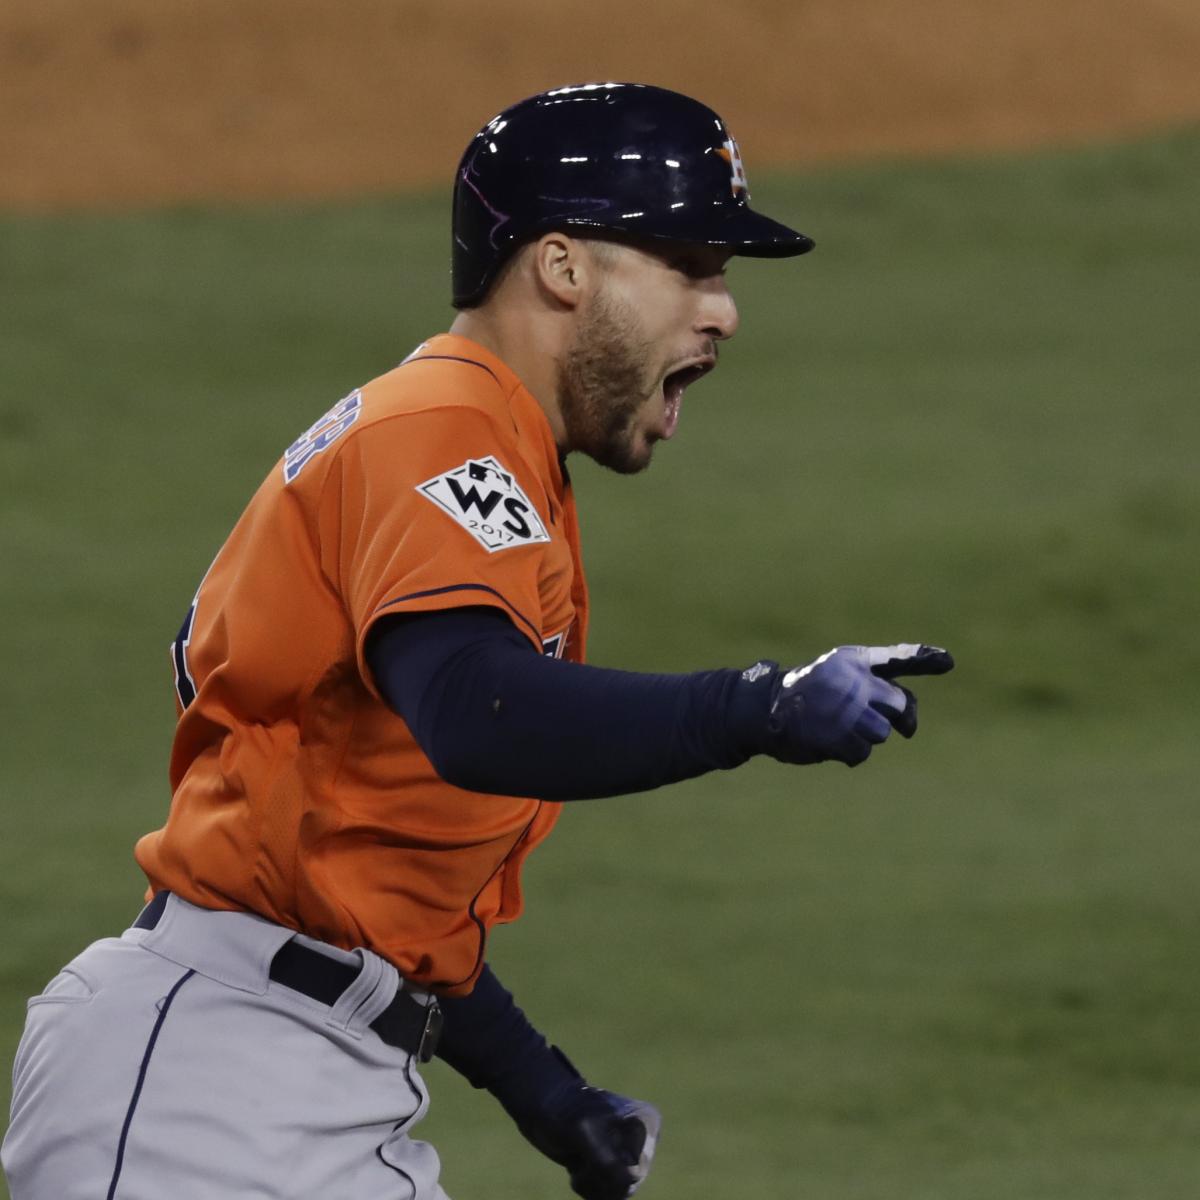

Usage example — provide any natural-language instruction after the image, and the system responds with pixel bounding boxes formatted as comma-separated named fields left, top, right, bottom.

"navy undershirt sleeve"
left=365, top=607, right=771, bottom=801
left=436, top=961, right=580, bottom=1117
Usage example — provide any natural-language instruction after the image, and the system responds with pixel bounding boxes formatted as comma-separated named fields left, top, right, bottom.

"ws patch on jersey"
left=417, top=456, right=551, bottom=553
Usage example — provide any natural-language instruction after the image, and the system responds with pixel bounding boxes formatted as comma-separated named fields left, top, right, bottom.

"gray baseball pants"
left=2, top=893, right=451, bottom=1199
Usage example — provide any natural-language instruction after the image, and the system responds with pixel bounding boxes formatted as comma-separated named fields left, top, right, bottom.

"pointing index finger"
left=868, top=644, right=956, bottom=680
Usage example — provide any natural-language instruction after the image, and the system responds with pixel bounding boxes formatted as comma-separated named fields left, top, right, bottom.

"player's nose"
left=696, top=279, right=739, bottom=341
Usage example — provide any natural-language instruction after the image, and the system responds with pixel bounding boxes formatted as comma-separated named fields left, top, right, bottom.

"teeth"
left=663, top=392, right=681, bottom=438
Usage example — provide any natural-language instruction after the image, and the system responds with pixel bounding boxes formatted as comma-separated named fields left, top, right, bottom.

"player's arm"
left=436, top=961, right=659, bottom=1200
left=366, top=607, right=953, bottom=800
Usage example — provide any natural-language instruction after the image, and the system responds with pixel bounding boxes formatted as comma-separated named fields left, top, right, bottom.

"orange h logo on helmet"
left=715, top=137, right=750, bottom=198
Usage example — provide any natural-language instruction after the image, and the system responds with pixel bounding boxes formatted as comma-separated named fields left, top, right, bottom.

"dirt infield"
left=3, top=0, right=1200, bottom=210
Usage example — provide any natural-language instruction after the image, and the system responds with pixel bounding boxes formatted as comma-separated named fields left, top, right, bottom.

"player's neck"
left=449, top=307, right=568, bottom=450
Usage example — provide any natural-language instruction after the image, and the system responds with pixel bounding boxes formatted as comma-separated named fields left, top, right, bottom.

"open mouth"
left=660, top=360, right=715, bottom=439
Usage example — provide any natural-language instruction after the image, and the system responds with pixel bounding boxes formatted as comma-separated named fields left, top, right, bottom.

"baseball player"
left=3, top=82, right=953, bottom=1199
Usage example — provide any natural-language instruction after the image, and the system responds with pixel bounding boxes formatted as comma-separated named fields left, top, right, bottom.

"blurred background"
left=2, top=2, right=1199, bottom=1197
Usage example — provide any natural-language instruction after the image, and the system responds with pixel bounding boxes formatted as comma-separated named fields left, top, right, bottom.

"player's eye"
left=670, top=253, right=727, bottom=281
left=670, top=255, right=705, bottom=278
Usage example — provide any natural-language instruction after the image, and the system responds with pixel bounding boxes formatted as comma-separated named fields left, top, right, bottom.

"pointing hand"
left=751, top=644, right=955, bottom=767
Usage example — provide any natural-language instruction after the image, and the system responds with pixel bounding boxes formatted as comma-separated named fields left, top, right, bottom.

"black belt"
left=134, top=891, right=442, bottom=1062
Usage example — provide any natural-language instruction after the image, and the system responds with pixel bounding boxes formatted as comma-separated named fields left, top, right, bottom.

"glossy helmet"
left=451, top=82, right=814, bottom=307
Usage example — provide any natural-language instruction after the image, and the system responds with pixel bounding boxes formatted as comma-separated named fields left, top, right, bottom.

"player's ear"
left=531, top=233, right=591, bottom=309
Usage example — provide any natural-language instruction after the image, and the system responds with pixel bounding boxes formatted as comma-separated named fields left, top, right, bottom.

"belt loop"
left=326, top=950, right=400, bottom=1039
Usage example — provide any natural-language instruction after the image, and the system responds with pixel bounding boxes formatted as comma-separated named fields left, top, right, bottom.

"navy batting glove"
left=437, top=969, right=659, bottom=1198
left=514, top=1074, right=661, bottom=1200
left=748, top=643, right=954, bottom=767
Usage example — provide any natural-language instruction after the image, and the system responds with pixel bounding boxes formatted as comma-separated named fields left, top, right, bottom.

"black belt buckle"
left=416, top=1001, right=443, bottom=1063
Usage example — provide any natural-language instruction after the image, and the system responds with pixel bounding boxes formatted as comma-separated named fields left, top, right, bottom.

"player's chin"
left=595, top=428, right=657, bottom=475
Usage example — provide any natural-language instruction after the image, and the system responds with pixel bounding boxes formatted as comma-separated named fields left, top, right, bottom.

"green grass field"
left=2, top=127, right=1199, bottom=1198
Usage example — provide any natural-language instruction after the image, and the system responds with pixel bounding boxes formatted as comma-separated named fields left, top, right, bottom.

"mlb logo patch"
left=417, top=456, right=551, bottom=553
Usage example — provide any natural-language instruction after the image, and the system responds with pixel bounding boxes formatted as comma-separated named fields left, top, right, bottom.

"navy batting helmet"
left=451, top=82, right=814, bottom=308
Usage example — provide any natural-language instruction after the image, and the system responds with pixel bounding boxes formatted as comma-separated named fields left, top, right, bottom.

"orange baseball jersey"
left=135, top=334, right=589, bottom=995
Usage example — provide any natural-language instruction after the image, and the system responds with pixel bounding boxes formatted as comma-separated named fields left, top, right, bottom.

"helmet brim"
left=553, top=204, right=814, bottom=259
left=723, top=207, right=816, bottom=258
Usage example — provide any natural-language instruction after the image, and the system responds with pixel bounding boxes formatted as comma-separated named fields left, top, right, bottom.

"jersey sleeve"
left=322, top=405, right=552, bottom=697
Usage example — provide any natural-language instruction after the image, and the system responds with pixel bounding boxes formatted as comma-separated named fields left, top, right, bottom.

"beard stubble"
left=557, top=287, right=660, bottom=475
